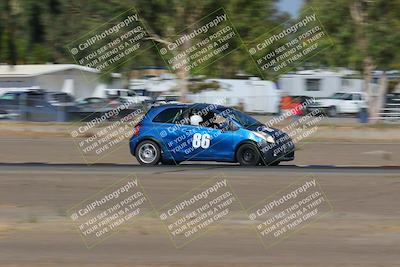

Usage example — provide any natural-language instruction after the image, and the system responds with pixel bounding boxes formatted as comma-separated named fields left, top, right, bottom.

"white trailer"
left=278, top=69, right=374, bottom=98
left=188, top=78, right=280, bottom=114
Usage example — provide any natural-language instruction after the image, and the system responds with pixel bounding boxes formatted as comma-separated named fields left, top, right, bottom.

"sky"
left=277, top=0, right=304, bottom=17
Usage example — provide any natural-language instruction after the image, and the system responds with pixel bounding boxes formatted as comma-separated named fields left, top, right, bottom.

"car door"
left=340, top=93, right=355, bottom=113
left=0, top=92, right=20, bottom=112
left=202, top=127, right=235, bottom=160
left=342, top=93, right=362, bottom=113
left=199, top=113, right=236, bottom=161
left=172, top=124, right=235, bottom=161
left=165, top=107, right=235, bottom=161
left=350, top=93, right=363, bottom=113
left=172, top=124, right=213, bottom=161
left=187, top=110, right=237, bottom=161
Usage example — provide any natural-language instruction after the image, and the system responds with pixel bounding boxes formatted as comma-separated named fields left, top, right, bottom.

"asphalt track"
left=1, top=162, right=399, bottom=266
left=2, top=135, right=400, bottom=266
left=1, top=162, right=400, bottom=174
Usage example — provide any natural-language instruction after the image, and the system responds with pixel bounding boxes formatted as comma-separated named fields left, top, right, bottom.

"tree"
left=1, top=0, right=18, bottom=65
left=0, top=0, right=281, bottom=100
left=302, top=0, right=400, bottom=122
left=133, top=0, right=282, bottom=101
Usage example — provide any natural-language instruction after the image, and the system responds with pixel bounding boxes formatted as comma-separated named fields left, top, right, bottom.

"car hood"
left=308, top=98, right=340, bottom=107
left=245, top=125, right=284, bottom=137
left=318, top=98, right=340, bottom=103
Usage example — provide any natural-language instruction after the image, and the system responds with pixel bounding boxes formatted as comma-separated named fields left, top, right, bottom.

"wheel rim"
left=242, top=148, right=256, bottom=163
left=138, top=143, right=157, bottom=163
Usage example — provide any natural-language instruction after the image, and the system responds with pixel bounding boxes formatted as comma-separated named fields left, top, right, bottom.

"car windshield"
left=0, top=93, right=16, bottom=100
left=222, top=108, right=263, bottom=128
left=93, top=98, right=106, bottom=103
left=330, top=93, right=346, bottom=99
left=165, top=96, right=179, bottom=101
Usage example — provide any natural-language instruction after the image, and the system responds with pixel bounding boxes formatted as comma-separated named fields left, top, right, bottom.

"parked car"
left=0, top=109, right=8, bottom=119
left=379, top=93, right=400, bottom=120
left=104, top=88, right=151, bottom=106
left=152, top=95, right=181, bottom=106
left=0, top=91, right=25, bottom=118
left=46, top=92, right=76, bottom=107
left=0, top=90, right=77, bottom=120
left=129, top=103, right=295, bottom=166
left=76, top=97, right=112, bottom=112
left=308, top=92, right=367, bottom=117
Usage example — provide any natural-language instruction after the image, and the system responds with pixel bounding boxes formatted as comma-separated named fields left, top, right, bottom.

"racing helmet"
left=190, top=114, right=203, bottom=126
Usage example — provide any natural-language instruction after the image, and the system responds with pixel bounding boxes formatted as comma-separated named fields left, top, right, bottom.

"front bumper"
left=258, top=133, right=295, bottom=163
left=308, top=106, right=329, bottom=112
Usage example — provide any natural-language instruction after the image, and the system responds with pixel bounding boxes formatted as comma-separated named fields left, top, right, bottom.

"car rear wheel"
left=135, top=140, right=161, bottom=165
left=237, top=143, right=260, bottom=166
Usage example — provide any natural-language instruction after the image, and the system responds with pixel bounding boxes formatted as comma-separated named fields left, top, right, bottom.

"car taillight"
left=133, top=124, right=142, bottom=136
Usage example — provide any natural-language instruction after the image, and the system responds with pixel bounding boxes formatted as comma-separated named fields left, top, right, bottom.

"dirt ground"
left=0, top=137, right=399, bottom=166
left=0, top=121, right=399, bottom=266
left=0, top=166, right=399, bottom=267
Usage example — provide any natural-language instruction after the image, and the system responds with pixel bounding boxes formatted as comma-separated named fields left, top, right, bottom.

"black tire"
left=236, top=143, right=261, bottom=166
left=135, top=140, right=161, bottom=165
left=327, top=106, right=337, bottom=117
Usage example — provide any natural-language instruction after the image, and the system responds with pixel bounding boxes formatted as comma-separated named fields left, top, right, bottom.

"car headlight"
left=254, top=131, right=275, bottom=144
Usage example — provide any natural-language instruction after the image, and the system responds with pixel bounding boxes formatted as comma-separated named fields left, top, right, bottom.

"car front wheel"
left=135, top=140, right=161, bottom=165
left=236, top=143, right=261, bottom=166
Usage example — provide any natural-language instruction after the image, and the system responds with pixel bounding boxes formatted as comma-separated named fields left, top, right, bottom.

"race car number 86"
left=192, top=133, right=211, bottom=149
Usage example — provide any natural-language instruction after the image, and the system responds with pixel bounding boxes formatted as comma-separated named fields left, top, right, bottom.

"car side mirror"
left=218, top=121, right=239, bottom=132
left=228, top=121, right=239, bottom=131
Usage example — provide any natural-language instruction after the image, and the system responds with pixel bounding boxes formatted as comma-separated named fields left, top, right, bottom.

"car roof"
left=334, top=92, right=363, bottom=94
left=151, top=103, right=227, bottom=109
left=145, top=103, right=229, bottom=121
left=46, top=92, right=69, bottom=95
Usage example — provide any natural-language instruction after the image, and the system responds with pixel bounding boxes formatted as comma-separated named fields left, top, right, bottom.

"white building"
left=0, top=64, right=121, bottom=99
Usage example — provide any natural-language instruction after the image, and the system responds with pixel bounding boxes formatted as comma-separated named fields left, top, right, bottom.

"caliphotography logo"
left=247, top=177, right=333, bottom=249
left=155, top=175, right=245, bottom=248
left=66, top=7, right=155, bottom=82
left=156, top=7, right=244, bottom=75
left=67, top=175, right=154, bottom=248
left=246, top=7, right=334, bottom=80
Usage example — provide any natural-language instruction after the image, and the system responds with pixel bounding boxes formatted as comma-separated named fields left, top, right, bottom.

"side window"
left=211, top=114, right=229, bottom=130
left=342, top=94, right=353, bottom=100
left=153, top=108, right=186, bottom=124
left=353, top=94, right=361, bottom=101
left=305, top=79, right=321, bottom=91
left=0, top=93, right=14, bottom=100
left=191, top=110, right=228, bottom=129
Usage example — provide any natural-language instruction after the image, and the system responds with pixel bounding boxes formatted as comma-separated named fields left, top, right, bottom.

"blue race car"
left=129, top=103, right=295, bottom=166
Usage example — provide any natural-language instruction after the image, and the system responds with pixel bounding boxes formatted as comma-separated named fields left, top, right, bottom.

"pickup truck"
left=308, top=92, right=367, bottom=117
